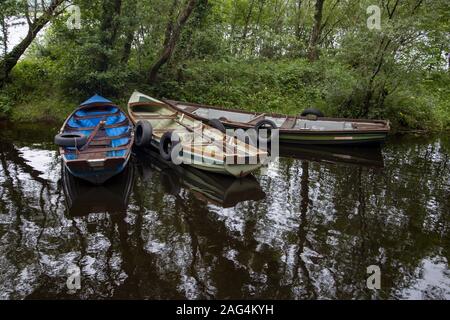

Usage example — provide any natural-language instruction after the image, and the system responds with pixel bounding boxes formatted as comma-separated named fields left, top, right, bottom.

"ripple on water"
left=0, top=128, right=449, bottom=299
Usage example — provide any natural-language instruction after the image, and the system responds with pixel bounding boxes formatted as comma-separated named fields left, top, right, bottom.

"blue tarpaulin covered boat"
left=55, top=94, right=134, bottom=184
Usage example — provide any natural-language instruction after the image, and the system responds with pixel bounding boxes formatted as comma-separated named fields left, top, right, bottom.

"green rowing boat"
left=165, top=99, right=390, bottom=145
left=128, top=91, right=268, bottom=177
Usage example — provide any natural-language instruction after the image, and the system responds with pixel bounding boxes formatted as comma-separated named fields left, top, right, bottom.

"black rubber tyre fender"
left=207, top=118, right=226, bottom=133
left=54, top=133, right=87, bottom=147
left=159, top=131, right=180, bottom=161
left=134, top=121, right=153, bottom=147
left=254, top=119, right=278, bottom=143
left=300, top=108, right=324, bottom=118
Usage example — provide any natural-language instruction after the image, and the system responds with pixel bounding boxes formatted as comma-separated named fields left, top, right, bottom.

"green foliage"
left=156, top=57, right=358, bottom=116
left=154, top=57, right=450, bottom=131
left=0, top=59, right=74, bottom=122
left=0, top=0, right=449, bottom=131
left=0, top=94, right=13, bottom=118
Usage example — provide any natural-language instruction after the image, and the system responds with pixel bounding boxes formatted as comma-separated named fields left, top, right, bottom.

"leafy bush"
left=2, top=54, right=449, bottom=131
left=156, top=57, right=358, bottom=117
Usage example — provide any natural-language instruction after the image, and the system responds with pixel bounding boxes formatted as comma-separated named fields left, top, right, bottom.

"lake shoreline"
left=2, top=118, right=449, bottom=135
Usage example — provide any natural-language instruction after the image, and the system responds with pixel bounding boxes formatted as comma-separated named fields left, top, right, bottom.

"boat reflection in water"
left=134, top=149, right=266, bottom=208
left=279, top=143, right=385, bottom=167
left=2, top=121, right=450, bottom=299
left=61, top=143, right=380, bottom=215
left=62, top=163, right=135, bottom=216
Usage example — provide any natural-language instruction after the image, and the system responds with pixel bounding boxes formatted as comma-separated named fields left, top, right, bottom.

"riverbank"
left=2, top=99, right=448, bottom=135
left=2, top=118, right=449, bottom=140
left=1, top=59, right=449, bottom=131
left=2, top=101, right=449, bottom=135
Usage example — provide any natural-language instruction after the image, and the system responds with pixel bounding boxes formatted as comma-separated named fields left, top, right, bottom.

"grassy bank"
left=1, top=57, right=449, bottom=131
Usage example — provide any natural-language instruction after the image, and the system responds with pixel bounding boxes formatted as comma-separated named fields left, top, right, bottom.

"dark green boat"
left=165, top=99, right=390, bottom=145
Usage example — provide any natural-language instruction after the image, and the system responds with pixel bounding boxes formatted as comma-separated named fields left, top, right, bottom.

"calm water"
left=0, top=121, right=449, bottom=300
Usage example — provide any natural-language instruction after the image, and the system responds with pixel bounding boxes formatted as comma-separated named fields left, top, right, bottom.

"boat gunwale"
left=59, top=101, right=134, bottom=166
left=127, top=96, right=268, bottom=159
left=164, top=99, right=390, bottom=134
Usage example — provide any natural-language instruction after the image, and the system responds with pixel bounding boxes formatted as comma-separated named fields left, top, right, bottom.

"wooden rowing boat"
left=55, top=94, right=133, bottom=184
left=128, top=91, right=268, bottom=177
left=164, top=99, right=390, bottom=145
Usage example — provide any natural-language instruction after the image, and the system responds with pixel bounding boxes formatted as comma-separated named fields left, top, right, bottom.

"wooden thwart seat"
left=351, top=122, right=384, bottom=130
left=65, top=145, right=131, bottom=155
left=248, top=113, right=266, bottom=125
left=137, top=114, right=178, bottom=119
left=182, top=105, right=199, bottom=113
left=74, top=109, right=121, bottom=120
left=153, top=128, right=176, bottom=133
left=67, top=119, right=130, bottom=131
left=89, top=140, right=110, bottom=147
left=89, top=131, right=131, bottom=147
left=92, top=132, right=131, bottom=141
left=281, top=116, right=297, bottom=129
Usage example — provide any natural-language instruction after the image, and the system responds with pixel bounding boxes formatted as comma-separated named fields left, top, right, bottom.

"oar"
left=78, top=117, right=107, bottom=152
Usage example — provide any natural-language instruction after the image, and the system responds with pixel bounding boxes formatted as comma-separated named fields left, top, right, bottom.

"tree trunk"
left=1, top=15, right=8, bottom=57
left=121, top=0, right=138, bottom=63
left=307, top=0, right=325, bottom=61
left=447, top=52, right=450, bottom=72
left=121, top=29, right=134, bottom=64
left=229, top=0, right=239, bottom=55
left=251, top=0, right=265, bottom=55
left=163, top=0, right=180, bottom=48
left=0, top=0, right=65, bottom=88
left=98, top=0, right=123, bottom=71
left=148, top=0, right=198, bottom=84
left=295, top=0, right=303, bottom=41
left=239, top=0, right=255, bottom=54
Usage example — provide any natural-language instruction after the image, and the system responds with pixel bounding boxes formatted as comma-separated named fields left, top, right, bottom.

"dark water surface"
left=0, top=121, right=449, bottom=299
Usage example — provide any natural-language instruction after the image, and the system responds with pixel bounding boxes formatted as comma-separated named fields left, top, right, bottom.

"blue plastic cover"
left=63, top=97, right=131, bottom=161
left=68, top=110, right=125, bottom=128
left=75, top=107, right=119, bottom=117
left=79, top=94, right=113, bottom=106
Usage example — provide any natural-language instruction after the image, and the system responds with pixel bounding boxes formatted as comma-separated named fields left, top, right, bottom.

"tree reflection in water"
left=0, top=123, right=449, bottom=299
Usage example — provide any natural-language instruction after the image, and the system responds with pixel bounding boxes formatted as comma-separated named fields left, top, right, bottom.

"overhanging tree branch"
left=148, top=0, right=198, bottom=84
left=0, top=0, right=65, bottom=88
left=307, top=0, right=325, bottom=61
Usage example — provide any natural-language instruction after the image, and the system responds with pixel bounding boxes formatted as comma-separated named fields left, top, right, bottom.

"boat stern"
left=64, top=156, right=129, bottom=185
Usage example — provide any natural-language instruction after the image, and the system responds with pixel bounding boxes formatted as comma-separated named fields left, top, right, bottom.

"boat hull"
left=147, top=139, right=263, bottom=177
left=64, top=155, right=130, bottom=185
left=57, top=94, right=134, bottom=185
left=221, top=123, right=388, bottom=145
left=189, top=161, right=263, bottom=177
left=128, top=91, right=267, bottom=178
left=165, top=100, right=390, bottom=146
left=278, top=132, right=388, bottom=145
